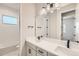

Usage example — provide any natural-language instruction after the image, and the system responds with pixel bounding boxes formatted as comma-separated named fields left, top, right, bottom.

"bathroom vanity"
left=25, top=37, right=57, bottom=56
left=25, top=37, right=79, bottom=56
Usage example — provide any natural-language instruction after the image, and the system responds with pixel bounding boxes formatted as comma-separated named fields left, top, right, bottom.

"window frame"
left=2, top=15, right=17, bottom=25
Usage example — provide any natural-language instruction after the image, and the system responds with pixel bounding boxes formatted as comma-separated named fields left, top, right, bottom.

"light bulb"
left=50, top=10, right=54, bottom=13
left=47, top=4, right=50, bottom=11
left=55, top=3, right=59, bottom=7
left=55, top=3, right=60, bottom=10
left=40, top=7, right=47, bottom=15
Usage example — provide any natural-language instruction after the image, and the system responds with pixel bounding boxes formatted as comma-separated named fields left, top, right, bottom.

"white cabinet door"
left=26, top=46, right=36, bottom=56
left=36, top=47, right=47, bottom=56
left=37, top=53, right=42, bottom=56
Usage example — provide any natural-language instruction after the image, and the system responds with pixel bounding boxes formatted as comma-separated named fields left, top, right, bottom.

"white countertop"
left=26, top=37, right=79, bottom=56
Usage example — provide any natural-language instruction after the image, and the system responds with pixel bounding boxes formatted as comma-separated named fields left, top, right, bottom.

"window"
left=3, top=15, right=17, bottom=25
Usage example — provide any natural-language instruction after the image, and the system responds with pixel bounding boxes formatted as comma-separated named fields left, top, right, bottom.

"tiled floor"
left=4, top=49, right=19, bottom=56
left=0, top=45, right=19, bottom=56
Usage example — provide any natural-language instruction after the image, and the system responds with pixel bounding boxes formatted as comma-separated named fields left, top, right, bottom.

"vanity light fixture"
left=40, top=7, right=47, bottom=15
left=55, top=3, right=59, bottom=7
left=54, top=3, right=60, bottom=9
left=46, top=3, right=50, bottom=11
left=40, top=3, right=60, bottom=15
left=46, top=3, right=54, bottom=13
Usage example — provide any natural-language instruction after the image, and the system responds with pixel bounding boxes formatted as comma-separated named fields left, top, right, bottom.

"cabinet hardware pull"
left=37, top=27, right=42, bottom=28
left=28, top=26, right=34, bottom=28
left=29, top=49, right=31, bottom=54
left=38, top=50, right=43, bottom=53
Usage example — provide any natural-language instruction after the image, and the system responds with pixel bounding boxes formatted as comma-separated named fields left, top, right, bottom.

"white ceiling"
left=0, top=3, right=20, bottom=11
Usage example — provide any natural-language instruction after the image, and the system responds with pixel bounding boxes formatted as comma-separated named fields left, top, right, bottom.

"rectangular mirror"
left=61, top=10, right=76, bottom=42
left=35, top=3, right=49, bottom=38
left=35, top=15, right=48, bottom=37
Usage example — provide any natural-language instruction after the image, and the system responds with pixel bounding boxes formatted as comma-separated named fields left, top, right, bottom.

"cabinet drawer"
left=26, top=46, right=36, bottom=56
left=48, top=52, right=57, bottom=56
left=37, top=47, right=47, bottom=56
left=26, top=41, right=36, bottom=50
left=37, top=53, right=43, bottom=56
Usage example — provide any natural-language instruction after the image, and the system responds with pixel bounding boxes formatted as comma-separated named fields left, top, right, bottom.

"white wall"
left=48, top=10, right=57, bottom=39
left=20, top=3, right=35, bottom=55
left=0, top=6, right=19, bottom=47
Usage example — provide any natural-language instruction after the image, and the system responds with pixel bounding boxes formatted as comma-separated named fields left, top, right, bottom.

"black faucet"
left=67, top=40, right=70, bottom=48
left=37, top=35, right=43, bottom=40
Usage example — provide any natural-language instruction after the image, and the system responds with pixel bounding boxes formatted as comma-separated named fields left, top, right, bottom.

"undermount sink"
left=55, top=46, right=79, bottom=56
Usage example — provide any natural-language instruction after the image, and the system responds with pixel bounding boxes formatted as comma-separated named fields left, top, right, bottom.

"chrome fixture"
left=40, top=3, right=60, bottom=15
